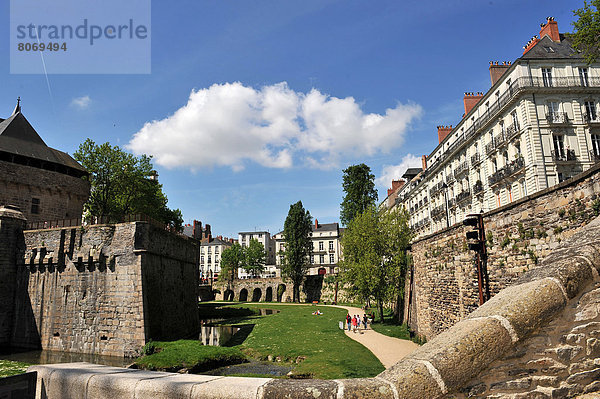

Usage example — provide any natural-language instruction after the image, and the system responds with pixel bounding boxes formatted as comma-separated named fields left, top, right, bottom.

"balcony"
left=448, top=198, right=457, bottom=209
left=547, top=112, right=569, bottom=124
left=494, top=133, right=507, bottom=148
left=473, top=180, right=484, bottom=195
left=431, top=204, right=447, bottom=220
left=488, top=156, right=525, bottom=186
left=454, top=161, right=469, bottom=178
left=485, top=140, right=496, bottom=155
left=551, top=149, right=577, bottom=163
left=446, top=174, right=456, bottom=185
left=584, top=112, right=600, bottom=125
left=506, top=122, right=521, bottom=141
left=429, top=181, right=445, bottom=198
left=456, top=190, right=472, bottom=205
left=471, top=153, right=481, bottom=166
left=590, top=150, right=600, bottom=163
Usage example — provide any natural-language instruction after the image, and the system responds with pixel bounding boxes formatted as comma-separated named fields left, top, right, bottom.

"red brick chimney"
left=315, top=219, right=319, bottom=229
left=437, top=125, right=453, bottom=144
left=421, top=155, right=427, bottom=170
left=463, top=92, right=483, bottom=115
left=539, top=17, right=560, bottom=42
left=489, top=61, right=511, bottom=86
left=387, top=180, right=405, bottom=197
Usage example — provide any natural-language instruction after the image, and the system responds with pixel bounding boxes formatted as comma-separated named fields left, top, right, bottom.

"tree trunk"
left=396, top=292, right=404, bottom=324
left=378, top=298, right=384, bottom=323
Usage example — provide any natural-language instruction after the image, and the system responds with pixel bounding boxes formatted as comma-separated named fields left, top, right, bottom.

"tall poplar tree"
left=280, top=201, right=312, bottom=302
left=340, top=163, right=378, bottom=226
left=570, top=0, right=600, bottom=64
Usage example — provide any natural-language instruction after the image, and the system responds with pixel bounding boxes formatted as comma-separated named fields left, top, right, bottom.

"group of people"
left=345, top=313, right=369, bottom=333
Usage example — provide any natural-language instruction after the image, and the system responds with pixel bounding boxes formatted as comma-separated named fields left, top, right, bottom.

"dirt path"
left=329, top=305, right=419, bottom=369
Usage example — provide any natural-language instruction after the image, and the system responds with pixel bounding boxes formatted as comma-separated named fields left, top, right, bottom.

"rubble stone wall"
left=408, top=162, right=600, bottom=340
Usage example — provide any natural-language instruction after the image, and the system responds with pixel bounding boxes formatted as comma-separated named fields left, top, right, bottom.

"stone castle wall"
left=408, top=162, right=600, bottom=340
left=0, top=160, right=89, bottom=223
left=5, top=219, right=199, bottom=357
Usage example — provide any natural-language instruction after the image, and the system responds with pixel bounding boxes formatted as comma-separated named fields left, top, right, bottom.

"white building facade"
left=199, top=237, right=232, bottom=282
left=390, top=18, right=600, bottom=238
left=238, top=231, right=277, bottom=278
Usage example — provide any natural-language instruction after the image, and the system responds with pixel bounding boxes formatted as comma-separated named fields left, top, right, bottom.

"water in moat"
left=0, top=348, right=131, bottom=367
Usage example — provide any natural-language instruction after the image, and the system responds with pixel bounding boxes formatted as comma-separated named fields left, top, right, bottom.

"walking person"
left=362, top=314, right=368, bottom=330
left=352, top=315, right=357, bottom=333
left=346, top=314, right=351, bottom=332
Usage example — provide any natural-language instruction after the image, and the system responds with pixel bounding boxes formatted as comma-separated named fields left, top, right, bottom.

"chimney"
left=489, top=61, right=511, bottom=86
left=204, top=224, right=211, bottom=239
left=193, top=220, right=202, bottom=240
left=522, top=35, right=540, bottom=55
left=539, top=17, right=560, bottom=42
left=421, top=155, right=427, bottom=170
left=387, top=180, right=405, bottom=197
left=437, top=125, right=453, bottom=144
left=315, top=219, right=319, bottom=229
left=463, top=92, right=483, bottom=115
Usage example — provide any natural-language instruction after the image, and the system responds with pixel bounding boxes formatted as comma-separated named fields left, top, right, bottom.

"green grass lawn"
left=0, top=360, right=30, bottom=377
left=368, top=308, right=426, bottom=345
left=136, top=303, right=385, bottom=379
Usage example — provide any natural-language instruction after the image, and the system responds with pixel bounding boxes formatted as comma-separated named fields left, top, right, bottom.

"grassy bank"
left=137, top=303, right=384, bottom=379
left=368, top=308, right=426, bottom=345
left=0, top=360, right=30, bottom=377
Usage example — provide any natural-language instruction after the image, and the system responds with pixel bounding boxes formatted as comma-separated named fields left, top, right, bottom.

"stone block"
left=87, top=368, right=173, bottom=398
left=587, top=338, right=600, bottom=357
left=378, top=359, right=445, bottom=398
left=135, top=374, right=223, bottom=399
left=335, top=378, right=395, bottom=399
left=261, top=378, right=337, bottom=399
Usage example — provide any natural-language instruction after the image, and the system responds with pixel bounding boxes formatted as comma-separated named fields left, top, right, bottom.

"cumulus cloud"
left=376, top=154, right=423, bottom=188
left=127, top=82, right=422, bottom=171
left=70, top=95, right=91, bottom=109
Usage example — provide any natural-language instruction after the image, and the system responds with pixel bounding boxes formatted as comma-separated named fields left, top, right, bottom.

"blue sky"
left=1, top=0, right=578, bottom=237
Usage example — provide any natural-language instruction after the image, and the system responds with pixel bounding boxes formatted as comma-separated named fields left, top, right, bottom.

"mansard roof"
left=0, top=109, right=87, bottom=175
left=312, top=222, right=339, bottom=232
left=520, top=35, right=581, bottom=60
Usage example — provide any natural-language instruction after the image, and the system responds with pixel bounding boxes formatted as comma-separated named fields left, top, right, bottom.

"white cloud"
left=127, top=82, right=422, bottom=171
left=70, top=95, right=91, bottom=109
left=376, top=154, right=423, bottom=188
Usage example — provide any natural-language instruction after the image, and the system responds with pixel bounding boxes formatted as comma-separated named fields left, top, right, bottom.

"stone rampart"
left=408, top=162, right=600, bottom=340
left=28, top=213, right=600, bottom=398
left=6, top=219, right=199, bottom=357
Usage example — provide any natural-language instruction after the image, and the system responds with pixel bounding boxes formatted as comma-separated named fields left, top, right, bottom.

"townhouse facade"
left=273, top=219, right=343, bottom=276
left=238, top=231, right=277, bottom=278
left=199, top=236, right=233, bottom=282
left=389, top=18, right=600, bottom=238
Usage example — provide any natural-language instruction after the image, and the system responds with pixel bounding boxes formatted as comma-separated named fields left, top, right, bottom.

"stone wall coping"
left=28, top=217, right=600, bottom=398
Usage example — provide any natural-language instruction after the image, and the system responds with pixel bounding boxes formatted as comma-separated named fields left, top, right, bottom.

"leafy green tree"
left=219, top=242, right=244, bottom=289
left=74, top=139, right=183, bottom=231
left=339, top=206, right=412, bottom=322
left=244, top=239, right=266, bottom=277
left=280, top=201, right=313, bottom=302
left=340, top=164, right=378, bottom=226
left=570, top=0, right=600, bottom=64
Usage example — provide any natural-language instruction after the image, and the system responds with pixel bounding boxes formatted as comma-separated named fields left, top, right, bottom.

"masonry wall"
left=409, top=162, right=600, bottom=340
left=9, top=221, right=199, bottom=357
left=0, top=160, right=89, bottom=223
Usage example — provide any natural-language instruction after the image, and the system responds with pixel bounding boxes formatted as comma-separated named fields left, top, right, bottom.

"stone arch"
left=239, top=288, right=248, bottom=302
left=252, top=288, right=262, bottom=302
left=277, top=284, right=286, bottom=302
left=224, top=289, right=234, bottom=301
left=265, top=286, right=273, bottom=302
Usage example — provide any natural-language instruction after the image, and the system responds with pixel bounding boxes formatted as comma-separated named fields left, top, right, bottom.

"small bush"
left=558, top=209, right=566, bottom=217
left=553, top=226, right=563, bottom=235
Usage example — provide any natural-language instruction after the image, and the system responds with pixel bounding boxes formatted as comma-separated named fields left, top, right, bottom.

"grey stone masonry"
left=27, top=214, right=600, bottom=398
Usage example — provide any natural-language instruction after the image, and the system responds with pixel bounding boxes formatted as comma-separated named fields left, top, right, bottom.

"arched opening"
left=252, top=288, right=262, bottom=302
left=239, top=288, right=248, bottom=302
left=265, top=287, right=273, bottom=302
left=277, top=284, right=286, bottom=302
left=318, top=267, right=327, bottom=275
left=224, top=289, right=234, bottom=301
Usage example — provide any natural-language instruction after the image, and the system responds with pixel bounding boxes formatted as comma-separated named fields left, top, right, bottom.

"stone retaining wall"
left=29, top=213, right=600, bottom=398
left=408, top=162, right=600, bottom=340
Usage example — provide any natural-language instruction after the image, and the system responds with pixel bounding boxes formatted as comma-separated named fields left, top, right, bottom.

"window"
left=580, top=67, right=589, bottom=86
left=208, top=256, right=212, bottom=263
left=309, top=242, right=313, bottom=250
left=329, top=254, right=334, bottom=264
left=515, top=142, right=521, bottom=155
left=592, top=134, right=600, bottom=158
left=319, top=255, right=325, bottom=264
left=553, top=134, right=565, bottom=159
left=500, top=121, right=505, bottom=135
left=310, top=255, right=314, bottom=264
left=215, top=247, right=219, bottom=254
left=558, top=172, right=565, bottom=183
left=329, top=241, right=334, bottom=251
left=542, top=68, right=553, bottom=87
left=492, top=158, right=498, bottom=173
left=503, top=151, right=509, bottom=166
left=319, top=241, right=324, bottom=251
left=508, top=186, right=513, bottom=203
left=207, top=247, right=211, bottom=253
left=548, top=101, right=559, bottom=121
left=511, top=111, right=519, bottom=129
left=585, top=101, right=597, bottom=121
left=201, top=256, right=204, bottom=263
left=258, top=233, right=262, bottom=238
left=31, top=198, right=40, bottom=214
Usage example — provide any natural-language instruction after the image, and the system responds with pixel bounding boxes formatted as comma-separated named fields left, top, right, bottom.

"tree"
left=340, top=164, right=378, bottom=226
left=339, top=205, right=412, bottom=322
left=244, top=239, right=266, bottom=277
left=74, top=139, right=183, bottom=231
left=219, top=242, right=244, bottom=288
left=280, top=201, right=313, bottom=302
left=570, top=0, right=600, bottom=64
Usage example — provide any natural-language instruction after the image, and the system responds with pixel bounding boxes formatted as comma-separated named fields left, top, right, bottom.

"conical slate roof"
left=0, top=105, right=87, bottom=174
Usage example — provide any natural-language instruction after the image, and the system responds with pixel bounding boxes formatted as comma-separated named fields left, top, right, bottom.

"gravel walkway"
left=329, top=305, right=419, bottom=369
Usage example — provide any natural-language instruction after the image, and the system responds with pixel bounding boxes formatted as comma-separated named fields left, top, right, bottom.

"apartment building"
left=238, top=231, right=277, bottom=278
left=273, top=219, right=343, bottom=276
left=199, top=236, right=233, bottom=282
left=389, top=18, right=600, bottom=238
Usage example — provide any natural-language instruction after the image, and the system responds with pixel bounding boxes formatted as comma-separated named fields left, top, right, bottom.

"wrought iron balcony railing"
left=471, top=153, right=481, bottom=166
left=506, top=122, right=521, bottom=141
left=429, top=181, right=445, bottom=198
left=546, top=112, right=569, bottom=124
left=488, top=156, right=526, bottom=186
left=590, top=150, right=600, bottom=163
left=431, top=204, right=447, bottom=220
left=473, top=180, right=484, bottom=195
left=454, top=161, right=469, bottom=178
left=584, top=112, right=600, bottom=124
left=456, top=190, right=472, bottom=204
left=551, top=149, right=577, bottom=163
left=485, top=140, right=496, bottom=155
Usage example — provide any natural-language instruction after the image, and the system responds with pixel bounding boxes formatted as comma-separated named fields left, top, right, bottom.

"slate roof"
left=402, top=168, right=422, bottom=180
left=312, top=222, right=339, bottom=232
left=521, top=35, right=581, bottom=60
left=0, top=110, right=87, bottom=175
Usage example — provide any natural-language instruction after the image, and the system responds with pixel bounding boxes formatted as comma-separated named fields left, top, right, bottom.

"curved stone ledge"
left=28, top=217, right=600, bottom=398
